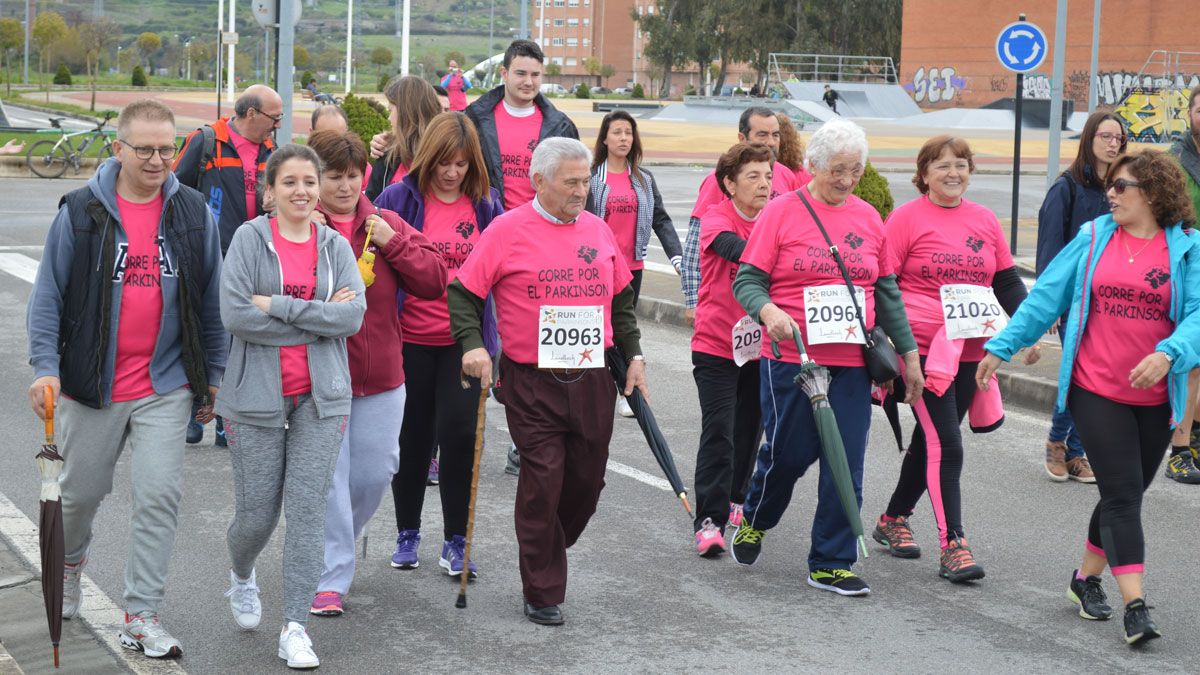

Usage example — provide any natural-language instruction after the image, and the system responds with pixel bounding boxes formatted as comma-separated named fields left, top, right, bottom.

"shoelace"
left=734, top=527, right=764, bottom=545
left=224, top=580, right=260, bottom=613
left=283, top=626, right=313, bottom=653
left=699, top=518, right=720, bottom=535
left=129, top=613, right=168, bottom=638
left=1080, top=579, right=1108, bottom=607
left=883, top=520, right=916, bottom=545
left=943, top=542, right=976, bottom=570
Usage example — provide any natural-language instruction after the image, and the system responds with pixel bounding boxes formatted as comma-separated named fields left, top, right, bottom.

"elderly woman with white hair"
left=448, top=136, right=646, bottom=625
left=729, top=118, right=923, bottom=597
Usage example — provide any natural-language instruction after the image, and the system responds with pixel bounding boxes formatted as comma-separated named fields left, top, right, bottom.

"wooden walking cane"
left=456, top=382, right=489, bottom=609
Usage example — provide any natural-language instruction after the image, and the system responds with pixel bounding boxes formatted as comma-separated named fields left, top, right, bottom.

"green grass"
left=1, top=93, right=121, bottom=120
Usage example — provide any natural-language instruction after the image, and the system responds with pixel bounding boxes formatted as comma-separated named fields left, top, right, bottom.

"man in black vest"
left=26, top=99, right=226, bottom=660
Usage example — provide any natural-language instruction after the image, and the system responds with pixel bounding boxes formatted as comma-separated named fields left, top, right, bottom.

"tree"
left=32, top=11, right=67, bottom=101
left=582, top=56, right=602, bottom=85
left=600, top=63, right=616, bottom=87
left=545, top=62, right=561, bottom=77
left=444, top=49, right=466, bottom=67
left=131, top=65, right=147, bottom=87
left=370, top=46, right=393, bottom=76
left=53, top=63, right=72, bottom=85
left=0, top=17, right=23, bottom=97
left=136, top=32, right=162, bottom=70
left=294, top=46, right=310, bottom=69
left=79, top=19, right=118, bottom=111
left=630, top=0, right=692, bottom=98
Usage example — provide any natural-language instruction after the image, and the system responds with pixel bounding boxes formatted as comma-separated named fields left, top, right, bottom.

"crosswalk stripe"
left=0, top=252, right=39, bottom=284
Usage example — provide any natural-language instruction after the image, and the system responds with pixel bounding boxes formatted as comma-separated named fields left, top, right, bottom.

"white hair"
left=804, top=118, right=869, bottom=173
left=530, top=137, right=592, bottom=186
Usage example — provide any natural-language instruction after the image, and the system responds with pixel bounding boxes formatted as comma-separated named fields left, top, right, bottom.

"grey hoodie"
left=27, top=157, right=226, bottom=404
left=215, top=215, right=366, bottom=426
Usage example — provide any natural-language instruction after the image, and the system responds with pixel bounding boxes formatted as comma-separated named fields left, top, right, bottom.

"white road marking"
left=0, top=252, right=39, bottom=283
left=643, top=261, right=676, bottom=275
left=0, top=490, right=188, bottom=675
left=496, top=425, right=676, bottom=493
left=0, top=245, right=46, bottom=252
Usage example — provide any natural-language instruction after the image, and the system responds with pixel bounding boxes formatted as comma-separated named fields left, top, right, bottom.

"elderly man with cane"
left=449, top=137, right=647, bottom=625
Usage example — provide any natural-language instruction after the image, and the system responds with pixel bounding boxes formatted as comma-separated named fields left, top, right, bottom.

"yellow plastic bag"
left=357, top=215, right=377, bottom=288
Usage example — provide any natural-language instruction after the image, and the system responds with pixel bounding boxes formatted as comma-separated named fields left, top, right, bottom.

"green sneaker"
left=731, top=525, right=765, bottom=566
left=808, top=568, right=870, bottom=596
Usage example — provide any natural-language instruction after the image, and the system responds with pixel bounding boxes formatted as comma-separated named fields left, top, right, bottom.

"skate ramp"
left=780, top=82, right=922, bottom=118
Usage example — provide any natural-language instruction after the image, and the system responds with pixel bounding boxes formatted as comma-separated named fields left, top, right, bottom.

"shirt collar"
left=532, top=196, right=576, bottom=224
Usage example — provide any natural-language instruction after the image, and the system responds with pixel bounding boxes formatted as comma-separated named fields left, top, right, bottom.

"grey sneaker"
left=63, top=558, right=85, bottom=620
left=225, top=568, right=262, bottom=629
left=504, top=444, right=520, bottom=476
left=120, top=612, right=182, bottom=658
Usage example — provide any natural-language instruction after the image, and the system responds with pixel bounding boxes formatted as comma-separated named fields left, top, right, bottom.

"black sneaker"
left=730, top=524, right=765, bottom=566
left=1123, top=598, right=1161, bottom=645
left=1163, top=452, right=1200, bottom=484
left=504, top=444, right=520, bottom=476
left=807, top=568, right=870, bottom=596
left=1067, top=570, right=1112, bottom=620
left=215, top=428, right=228, bottom=448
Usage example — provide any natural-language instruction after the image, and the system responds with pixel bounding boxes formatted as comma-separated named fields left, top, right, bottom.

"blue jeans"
left=1048, top=330, right=1085, bottom=460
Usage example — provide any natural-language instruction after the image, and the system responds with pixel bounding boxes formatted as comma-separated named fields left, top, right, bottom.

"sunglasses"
left=1109, top=178, right=1141, bottom=194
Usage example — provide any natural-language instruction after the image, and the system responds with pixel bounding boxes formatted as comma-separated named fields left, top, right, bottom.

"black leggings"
left=1068, top=386, right=1171, bottom=573
left=691, top=351, right=761, bottom=532
left=631, top=268, right=643, bottom=305
left=885, top=359, right=976, bottom=549
left=392, top=342, right=480, bottom=540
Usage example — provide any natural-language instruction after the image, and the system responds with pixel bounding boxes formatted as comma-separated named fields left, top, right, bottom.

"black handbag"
left=796, top=190, right=901, bottom=385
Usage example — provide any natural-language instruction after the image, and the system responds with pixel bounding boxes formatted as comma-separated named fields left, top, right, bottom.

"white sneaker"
left=63, top=557, right=85, bottom=619
left=225, top=569, right=262, bottom=629
left=618, top=396, right=636, bottom=418
left=278, top=622, right=319, bottom=669
left=120, top=612, right=182, bottom=658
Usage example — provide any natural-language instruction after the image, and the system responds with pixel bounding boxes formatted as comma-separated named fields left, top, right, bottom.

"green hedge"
left=53, top=64, right=72, bottom=86
left=852, top=162, right=894, bottom=220
left=342, top=93, right=389, bottom=149
left=131, top=66, right=147, bottom=87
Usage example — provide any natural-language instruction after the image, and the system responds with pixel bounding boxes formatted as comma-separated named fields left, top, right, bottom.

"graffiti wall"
left=1115, top=87, right=1194, bottom=142
left=906, top=66, right=968, bottom=103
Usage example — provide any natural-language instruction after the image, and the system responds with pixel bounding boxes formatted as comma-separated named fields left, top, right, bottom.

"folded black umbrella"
left=606, top=347, right=692, bottom=516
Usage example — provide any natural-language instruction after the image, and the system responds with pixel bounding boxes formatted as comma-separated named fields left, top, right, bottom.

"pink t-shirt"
left=690, top=163, right=799, bottom=220
left=391, top=163, right=409, bottom=186
left=885, top=196, right=1014, bottom=361
left=494, top=103, right=543, bottom=210
left=1073, top=229, right=1172, bottom=405
left=328, top=215, right=356, bottom=243
left=271, top=219, right=318, bottom=397
left=603, top=169, right=641, bottom=271
left=692, top=198, right=756, bottom=359
left=446, top=73, right=469, bottom=111
left=740, top=187, right=890, bottom=366
left=456, top=202, right=633, bottom=365
left=111, top=193, right=165, bottom=402
left=228, top=127, right=261, bottom=220
left=402, top=195, right=480, bottom=346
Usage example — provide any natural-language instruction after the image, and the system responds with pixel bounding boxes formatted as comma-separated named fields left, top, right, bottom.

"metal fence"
left=767, top=53, right=898, bottom=87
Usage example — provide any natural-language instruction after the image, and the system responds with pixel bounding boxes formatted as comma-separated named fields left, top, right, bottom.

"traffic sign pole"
left=996, top=15, right=1048, bottom=256
left=1011, top=70, right=1023, bottom=255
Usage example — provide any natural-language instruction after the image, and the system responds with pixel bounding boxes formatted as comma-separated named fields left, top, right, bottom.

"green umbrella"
left=773, top=327, right=868, bottom=559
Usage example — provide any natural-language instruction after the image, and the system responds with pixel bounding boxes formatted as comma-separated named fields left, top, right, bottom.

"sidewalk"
left=633, top=268, right=1061, bottom=415
left=0, top=537, right=129, bottom=674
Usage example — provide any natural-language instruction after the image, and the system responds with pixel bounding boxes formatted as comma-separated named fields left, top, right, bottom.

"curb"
left=634, top=295, right=1060, bottom=413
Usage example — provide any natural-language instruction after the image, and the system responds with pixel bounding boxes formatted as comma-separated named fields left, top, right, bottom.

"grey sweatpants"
left=58, top=387, right=192, bottom=616
left=225, top=395, right=347, bottom=625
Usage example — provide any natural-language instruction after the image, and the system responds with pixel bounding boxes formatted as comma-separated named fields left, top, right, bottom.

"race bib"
left=538, top=305, right=605, bottom=369
left=804, top=285, right=866, bottom=345
left=940, top=284, right=1008, bottom=340
left=731, top=315, right=763, bottom=366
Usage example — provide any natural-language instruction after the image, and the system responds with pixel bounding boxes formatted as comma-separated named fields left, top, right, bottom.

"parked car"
left=613, top=87, right=632, bottom=95
left=540, top=83, right=567, bottom=95
left=591, top=86, right=612, bottom=94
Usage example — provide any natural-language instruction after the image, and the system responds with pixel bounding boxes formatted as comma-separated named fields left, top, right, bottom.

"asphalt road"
left=4, top=176, right=1196, bottom=674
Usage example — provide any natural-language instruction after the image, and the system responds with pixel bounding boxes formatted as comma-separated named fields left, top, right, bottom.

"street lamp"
left=185, top=40, right=192, bottom=81
left=116, top=45, right=122, bottom=75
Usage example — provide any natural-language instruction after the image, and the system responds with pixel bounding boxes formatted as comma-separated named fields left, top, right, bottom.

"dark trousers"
left=691, top=351, right=762, bottom=532
left=1069, top=386, right=1171, bottom=573
left=392, top=343, right=479, bottom=539
left=630, top=268, right=643, bottom=305
left=886, top=359, right=977, bottom=549
left=500, top=356, right=615, bottom=606
left=742, top=360, right=870, bottom=572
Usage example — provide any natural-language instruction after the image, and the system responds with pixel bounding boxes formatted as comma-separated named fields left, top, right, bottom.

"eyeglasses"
left=119, top=139, right=178, bottom=160
left=828, top=164, right=865, bottom=180
left=253, top=107, right=284, bottom=124
left=1109, top=178, right=1141, bottom=194
left=1097, top=132, right=1127, bottom=145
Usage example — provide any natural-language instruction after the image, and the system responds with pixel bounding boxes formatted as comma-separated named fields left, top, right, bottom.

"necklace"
left=1120, top=227, right=1156, bottom=263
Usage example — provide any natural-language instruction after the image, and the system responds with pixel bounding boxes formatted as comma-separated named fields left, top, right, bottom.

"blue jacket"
left=986, top=214, right=1200, bottom=425
left=1035, top=166, right=1110, bottom=275
left=373, top=175, right=504, bottom=354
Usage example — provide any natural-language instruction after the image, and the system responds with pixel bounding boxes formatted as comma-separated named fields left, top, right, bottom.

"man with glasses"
left=26, top=99, right=225, bottom=659
left=173, top=84, right=279, bottom=446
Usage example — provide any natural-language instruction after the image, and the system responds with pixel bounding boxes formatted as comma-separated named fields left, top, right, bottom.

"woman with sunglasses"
left=1035, top=112, right=1128, bottom=483
left=979, top=149, right=1200, bottom=645
left=303, top=130, right=446, bottom=618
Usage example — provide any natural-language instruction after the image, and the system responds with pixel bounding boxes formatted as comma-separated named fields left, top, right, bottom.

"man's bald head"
left=233, top=84, right=283, bottom=143
left=234, top=84, right=282, bottom=118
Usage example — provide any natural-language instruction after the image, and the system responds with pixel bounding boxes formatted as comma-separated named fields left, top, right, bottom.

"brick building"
left=900, top=0, right=1200, bottom=111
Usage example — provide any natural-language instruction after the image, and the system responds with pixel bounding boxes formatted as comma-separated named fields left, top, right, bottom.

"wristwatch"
left=628, top=354, right=646, bottom=364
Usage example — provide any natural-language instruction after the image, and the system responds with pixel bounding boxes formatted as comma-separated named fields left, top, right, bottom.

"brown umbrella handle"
left=456, top=385, right=489, bottom=608
left=43, top=386, right=54, bottom=444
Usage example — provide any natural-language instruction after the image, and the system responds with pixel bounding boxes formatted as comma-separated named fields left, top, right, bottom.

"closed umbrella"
left=36, top=386, right=65, bottom=668
left=773, top=328, right=868, bottom=559
left=606, top=347, right=692, bottom=516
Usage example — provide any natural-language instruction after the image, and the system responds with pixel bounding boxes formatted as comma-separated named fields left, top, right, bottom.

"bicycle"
left=25, top=111, right=117, bottom=179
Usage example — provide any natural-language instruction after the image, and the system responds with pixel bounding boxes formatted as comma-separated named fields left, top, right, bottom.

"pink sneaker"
left=695, top=518, right=726, bottom=557
left=729, top=502, right=744, bottom=528
left=309, top=591, right=343, bottom=616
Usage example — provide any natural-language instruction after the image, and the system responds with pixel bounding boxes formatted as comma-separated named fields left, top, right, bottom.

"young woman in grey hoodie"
left=214, top=144, right=366, bottom=670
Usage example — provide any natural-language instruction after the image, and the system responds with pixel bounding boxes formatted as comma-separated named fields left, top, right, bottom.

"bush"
left=377, top=73, right=390, bottom=92
left=342, top=93, right=389, bottom=148
left=631, top=83, right=645, bottom=99
left=300, top=70, right=315, bottom=87
left=53, top=64, right=72, bottom=86
left=131, top=66, right=147, bottom=87
left=852, top=162, right=894, bottom=220
left=574, top=82, right=590, bottom=99
left=683, top=85, right=696, bottom=96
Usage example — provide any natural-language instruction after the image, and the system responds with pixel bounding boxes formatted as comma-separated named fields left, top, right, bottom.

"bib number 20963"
left=538, top=305, right=605, bottom=369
